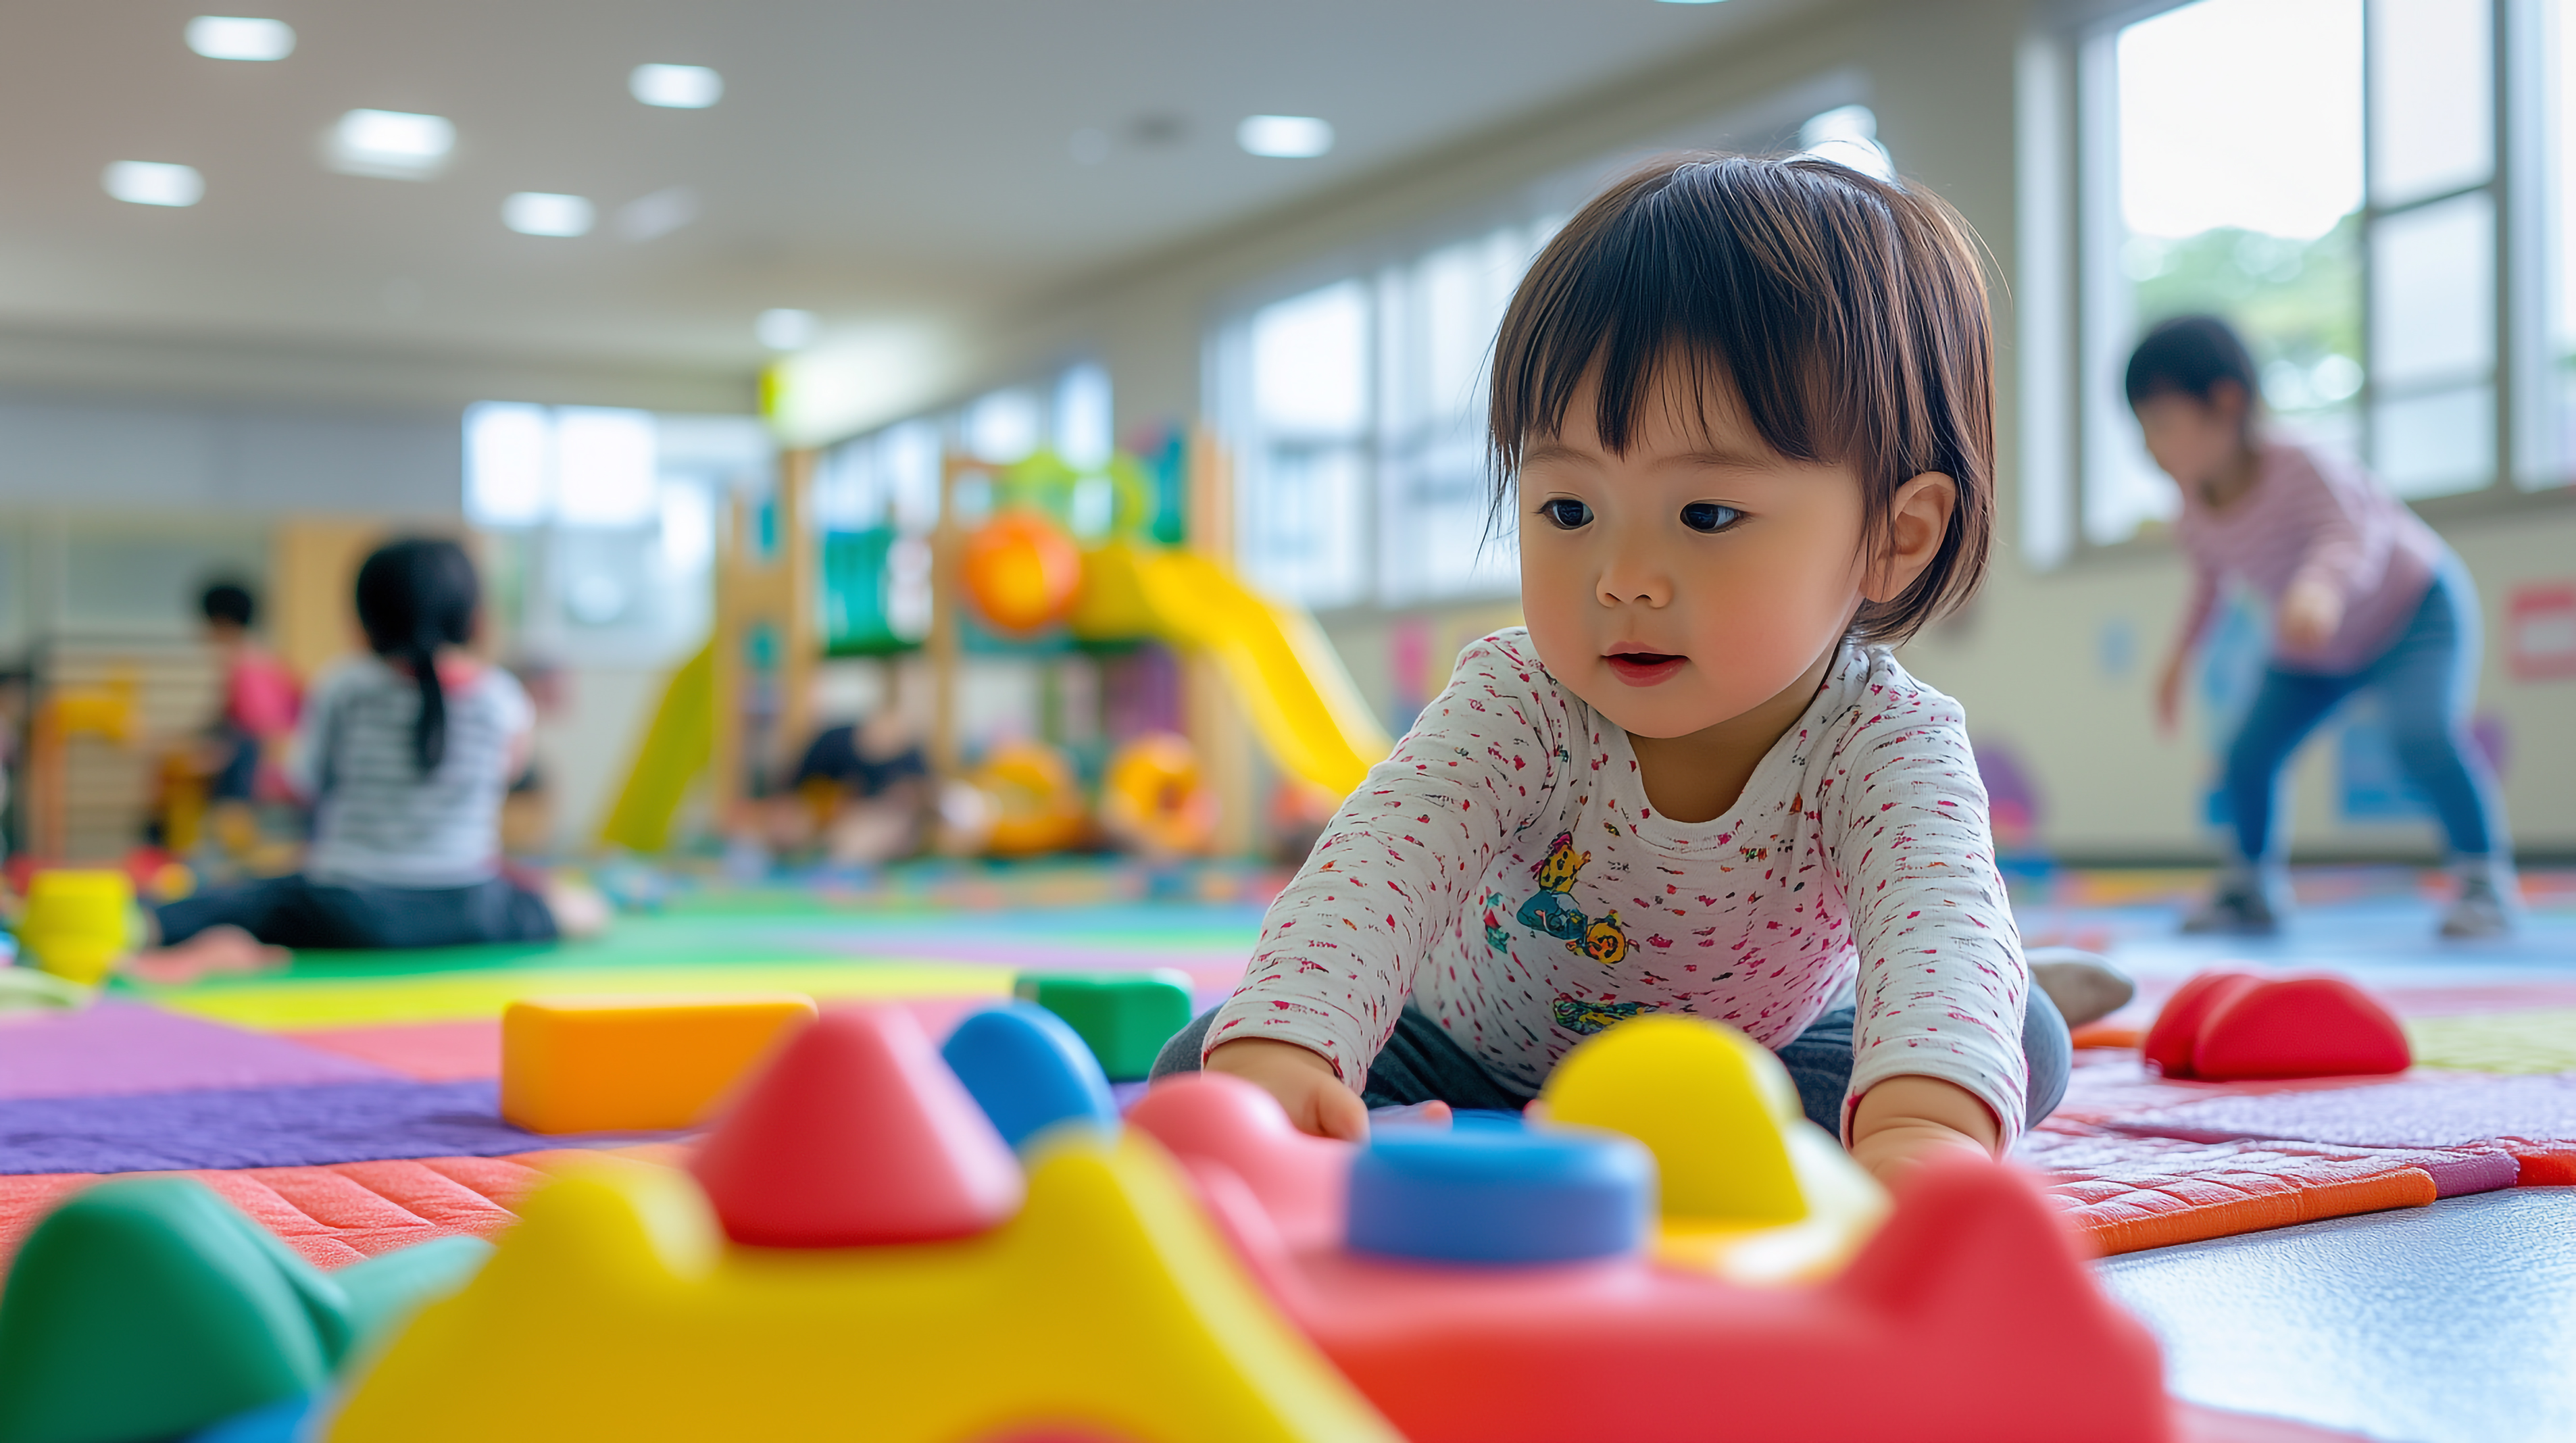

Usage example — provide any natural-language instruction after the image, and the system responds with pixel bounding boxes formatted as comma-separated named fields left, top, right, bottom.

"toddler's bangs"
left=1487, top=153, right=1997, bottom=642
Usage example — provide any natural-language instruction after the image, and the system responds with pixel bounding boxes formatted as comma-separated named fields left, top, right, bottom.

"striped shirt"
left=1206, top=630, right=2031, bottom=1146
left=2176, top=440, right=2448, bottom=673
left=287, top=657, right=532, bottom=889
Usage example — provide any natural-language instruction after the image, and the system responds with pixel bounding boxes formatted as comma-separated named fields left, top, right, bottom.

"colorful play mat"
left=5, top=863, right=2573, bottom=1280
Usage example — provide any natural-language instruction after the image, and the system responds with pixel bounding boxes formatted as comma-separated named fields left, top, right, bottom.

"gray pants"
left=1149, top=990, right=2070, bottom=1138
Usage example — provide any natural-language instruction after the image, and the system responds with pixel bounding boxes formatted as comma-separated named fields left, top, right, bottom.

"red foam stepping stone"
left=2192, top=976, right=2411, bottom=1082
left=2141, top=970, right=2260, bottom=1079
left=689, top=1005, right=1023, bottom=1247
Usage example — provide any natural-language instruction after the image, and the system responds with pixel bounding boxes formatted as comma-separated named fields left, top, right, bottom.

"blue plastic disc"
left=1345, top=1126, right=1654, bottom=1265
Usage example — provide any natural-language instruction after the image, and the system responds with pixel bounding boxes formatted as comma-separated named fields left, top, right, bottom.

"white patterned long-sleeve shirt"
left=1206, top=628, right=2030, bottom=1144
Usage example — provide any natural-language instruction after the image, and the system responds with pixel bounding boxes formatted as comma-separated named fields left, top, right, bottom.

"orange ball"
left=962, top=511, right=1082, bottom=634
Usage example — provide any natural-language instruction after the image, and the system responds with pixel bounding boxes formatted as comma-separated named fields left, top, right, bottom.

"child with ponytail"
left=138, top=538, right=568, bottom=976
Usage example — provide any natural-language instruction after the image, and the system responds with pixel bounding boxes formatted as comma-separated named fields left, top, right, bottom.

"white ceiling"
left=0, top=1, right=1795, bottom=386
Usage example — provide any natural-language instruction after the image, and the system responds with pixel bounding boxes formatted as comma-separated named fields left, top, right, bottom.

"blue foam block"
left=941, top=1003, right=1121, bottom=1150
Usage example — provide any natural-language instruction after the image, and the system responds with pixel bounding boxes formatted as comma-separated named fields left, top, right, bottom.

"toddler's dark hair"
left=2124, top=314, right=2260, bottom=410
left=1488, top=153, right=1996, bottom=644
left=199, top=581, right=256, bottom=630
left=353, top=538, right=480, bottom=777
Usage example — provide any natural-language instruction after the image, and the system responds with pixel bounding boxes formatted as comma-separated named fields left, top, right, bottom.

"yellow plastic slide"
left=1118, top=547, right=1392, bottom=797
left=595, top=640, right=715, bottom=854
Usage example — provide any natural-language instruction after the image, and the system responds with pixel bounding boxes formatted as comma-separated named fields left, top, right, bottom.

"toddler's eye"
left=1680, top=501, right=1741, bottom=533
left=1539, top=499, right=1593, bottom=529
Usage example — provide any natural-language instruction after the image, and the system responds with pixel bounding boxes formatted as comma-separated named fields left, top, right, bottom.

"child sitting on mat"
left=2129, top=316, right=2517, bottom=939
left=1153, top=153, right=2125, bottom=1186
left=134, top=538, right=578, bottom=980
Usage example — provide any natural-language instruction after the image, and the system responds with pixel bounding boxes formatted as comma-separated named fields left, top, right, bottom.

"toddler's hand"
left=2277, top=576, right=2344, bottom=652
left=1204, top=1038, right=1370, bottom=1141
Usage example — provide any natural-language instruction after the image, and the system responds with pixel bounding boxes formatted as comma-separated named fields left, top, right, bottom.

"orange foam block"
left=500, top=994, right=817, bottom=1134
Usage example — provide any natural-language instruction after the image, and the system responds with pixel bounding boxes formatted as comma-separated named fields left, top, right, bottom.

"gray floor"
left=2099, top=1167, right=2576, bottom=1442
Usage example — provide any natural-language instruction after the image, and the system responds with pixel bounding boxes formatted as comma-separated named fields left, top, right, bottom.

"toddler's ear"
left=1862, top=472, right=1957, bottom=603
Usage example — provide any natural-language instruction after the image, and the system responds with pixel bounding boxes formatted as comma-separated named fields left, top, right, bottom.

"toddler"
left=137, top=538, right=568, bottom=977
left=2130, top=315, right=2515, bottom=938
left=1158, top=154, right=2114, bottom=1186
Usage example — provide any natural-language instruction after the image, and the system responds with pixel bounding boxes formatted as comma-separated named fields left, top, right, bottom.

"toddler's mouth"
left=1604, top=651, right=1687, bottom=686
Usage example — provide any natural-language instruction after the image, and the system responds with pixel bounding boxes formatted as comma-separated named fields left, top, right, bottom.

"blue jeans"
left=1149, top=990, right=2070, bottom=1138
left=2222, top=568, right=2502, bottom=863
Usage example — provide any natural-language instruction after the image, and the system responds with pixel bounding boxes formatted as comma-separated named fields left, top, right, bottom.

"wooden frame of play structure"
left=598, top=430, right=1390, bottom=861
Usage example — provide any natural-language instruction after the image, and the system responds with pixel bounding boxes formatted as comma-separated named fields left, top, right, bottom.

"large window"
left=1216, top=96, right=1891, bottom=611
left=2063, top=0, right=2566, bottom=556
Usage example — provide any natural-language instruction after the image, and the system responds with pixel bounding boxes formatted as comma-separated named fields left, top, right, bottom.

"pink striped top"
left=2175, top=440, right=2448, bottom=672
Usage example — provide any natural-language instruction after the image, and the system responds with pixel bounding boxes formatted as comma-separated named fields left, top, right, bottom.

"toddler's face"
left=1516, top=365, right=1873, bottom=741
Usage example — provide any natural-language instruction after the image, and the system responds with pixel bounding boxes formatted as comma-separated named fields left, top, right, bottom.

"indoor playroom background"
left=2, top=1, right=2573, bottom=1441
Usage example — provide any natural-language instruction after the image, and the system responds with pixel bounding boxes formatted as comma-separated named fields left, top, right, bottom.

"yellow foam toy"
left=328, top=1133, right=1400, bottom=1443
left=500, top=994, right=820, bottom=1134
left=1541, top=1015, right=1888, bottom=1283
left=18, top=869, right=138, bottom=985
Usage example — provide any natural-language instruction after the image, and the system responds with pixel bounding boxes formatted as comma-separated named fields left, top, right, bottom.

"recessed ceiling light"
left=328, top=109, right=454, bottom=180
left=757, top=308, right=818, bottom=351
left=616, top=185, right=699, bottom=243
left=503, top=192, right=594, bottom=238
left=103, top=160, right=205, bottom=207
left=631, top=64, right=722, bottom=109
left=186, top=15, right=295, bottom=60
left=1237, top=114, right=1333, bottom=159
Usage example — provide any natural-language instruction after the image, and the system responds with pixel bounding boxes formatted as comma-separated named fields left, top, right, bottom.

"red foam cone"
left=2141, top=969, right=2260, bottom=1078
left=2191, top=975, right=2412, bottom=1081
left=689, top=1004, right=1024, bottom=1246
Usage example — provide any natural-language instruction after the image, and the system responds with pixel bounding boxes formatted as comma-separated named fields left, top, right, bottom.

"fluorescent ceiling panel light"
left=758, top=308, right=818, bottom=351
left=103, top=161, right=204, bottom=207
left=503, top=192, right=594, bottom=237
left=630, top=64, right=722, bottom=109
left=1237, top=114, right=1333, bottom=159
left=616, top=184, right=699, bottom=242
left=328, top=109, right=454, bottom=180
left=187, top=16, right=295, bottom=59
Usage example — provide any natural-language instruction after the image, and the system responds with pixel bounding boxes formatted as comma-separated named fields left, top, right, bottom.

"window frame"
left=2035, top=0, right=2574, bottom=574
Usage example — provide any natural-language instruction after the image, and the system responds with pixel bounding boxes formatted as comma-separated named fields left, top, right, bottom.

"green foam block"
left=0, top=1178, right=490, bottom=1443
left=1013, top=969, right=1196, bottom=1081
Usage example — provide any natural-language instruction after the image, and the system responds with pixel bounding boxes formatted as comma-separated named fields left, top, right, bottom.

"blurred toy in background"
left=962, top=509, right=1083, bottom=634
left=940, top=740, right=1087, bottom=858
left=755, top=711, right=932, bottom=868
left=1099, top=732, right=1211, bottom=861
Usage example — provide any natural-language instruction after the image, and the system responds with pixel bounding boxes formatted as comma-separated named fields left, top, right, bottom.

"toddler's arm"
left=1202, top=634, right=1566, bottom=1105
left=1822, top=685, right=2030, bottom=1156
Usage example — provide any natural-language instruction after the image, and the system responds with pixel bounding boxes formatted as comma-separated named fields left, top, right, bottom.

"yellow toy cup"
left=19, top=869, right=138, bottom=985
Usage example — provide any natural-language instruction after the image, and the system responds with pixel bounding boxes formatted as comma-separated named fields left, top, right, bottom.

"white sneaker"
left=2027, top=947, right=2136, bottom=1028
left=2439, top=858, right=2519, bottom=940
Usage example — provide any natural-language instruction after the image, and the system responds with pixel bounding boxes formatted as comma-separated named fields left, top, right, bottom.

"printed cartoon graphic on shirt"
left=1579, top=910, right=1630, bottom=965
left=1552, top=993, right=1656, bottom=1036
left=1516, top=831, right=1593, bottom=942
left=1481, top=892, right=1514, bottom=954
